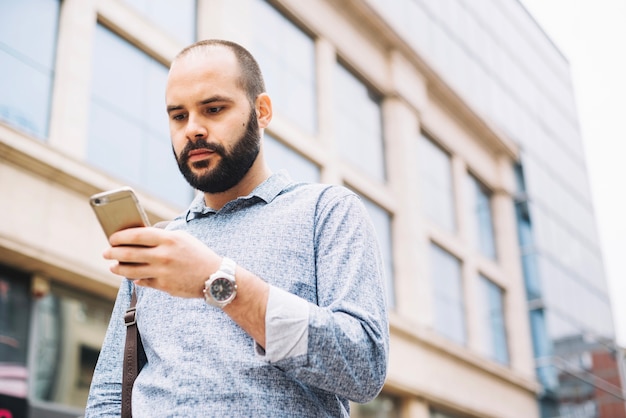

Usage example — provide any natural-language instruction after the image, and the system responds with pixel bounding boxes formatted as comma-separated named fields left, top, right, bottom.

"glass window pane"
left=249, top=0, right=317, bottom=134
left=87, top=25, right=193, bottom=208
left=360, top=196, right=395, bottom=310
left=0, top=0, right=60, bottom=138
left=32, top=285, right=111, bottom=410
left=351, top=393, right=402, bottom=418
left=264, top=134, right=320, bottom=183
left=430, top=243, right=465, bottom=345
left=530, top=309, right=558, bottom=390
left=417, top=133, right=456, bottom=232
left=0, top=0, right=59, bottom=67
left=478, top=275, right=509, bottom=364
left=466, top=174, right=497, bottom=259
left=431, top=409, right=465, bottom=418
left=119, top=0, right=196, bottom=45
left=334, top=63, right=385, bottom=182
left=0, top=268, right=30, bottom=403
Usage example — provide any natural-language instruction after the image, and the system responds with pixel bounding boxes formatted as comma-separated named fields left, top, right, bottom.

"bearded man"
left=85, top=39, right=389, bottom=418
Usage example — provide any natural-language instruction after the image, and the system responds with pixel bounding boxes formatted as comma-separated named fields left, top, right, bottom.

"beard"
left=174, top=108, right=260, bottom=194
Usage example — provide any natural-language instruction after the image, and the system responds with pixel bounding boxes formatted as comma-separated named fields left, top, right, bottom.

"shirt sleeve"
left=255, top=285, right=309, bottom=362
left=267, top=189, right=390, bottom=404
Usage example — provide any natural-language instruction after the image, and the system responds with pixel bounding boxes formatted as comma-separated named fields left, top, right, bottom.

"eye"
left=207, top=106, right=223, bottom=114
left=171, top=113, right=186, bottom=121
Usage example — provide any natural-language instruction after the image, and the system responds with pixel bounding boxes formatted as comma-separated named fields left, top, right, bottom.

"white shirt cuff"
left=255, top=285, right=309, bottom=363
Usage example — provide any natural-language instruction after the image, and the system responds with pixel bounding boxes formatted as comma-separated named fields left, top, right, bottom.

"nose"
left=185, top=114, right=208, bottom=141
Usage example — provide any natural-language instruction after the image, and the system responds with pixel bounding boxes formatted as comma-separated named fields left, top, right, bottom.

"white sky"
left=520, top=0, right=626, bottom=346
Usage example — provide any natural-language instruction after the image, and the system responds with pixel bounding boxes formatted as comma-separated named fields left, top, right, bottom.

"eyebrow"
left=166, top=95, right=234, bottom=114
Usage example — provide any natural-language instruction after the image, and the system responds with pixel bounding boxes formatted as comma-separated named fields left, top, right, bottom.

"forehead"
left=166, top=47, right=244, bottom=101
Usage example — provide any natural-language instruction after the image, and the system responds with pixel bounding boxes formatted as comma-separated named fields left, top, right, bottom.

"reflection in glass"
left=249, top=0, right=317, bottom=134
left=515, top=190, right=542, bottom=301
left=360, top=196, right=395, bottom=310
left=466, top=174, right=496, bottom=259
left=32, top=285, right=111, bottom=409
left=33, top=295, right=61, bottom=401
left=0, top=0, right=60, bottom=138
left=530, top=309, right=557, bottom=390
left=417, top=133, right=456, bottom=232
left=431, top=408, right=464, bottom=418
left=87, top=25, right=193, bottom=208
left=119, top=0, right=196, bottom=45
left=264, top=134, right=320, bottom=183
left=351, top=393, right=401, bottom=418
left=334, top=63, right=385, bottom=182
left=430, top=243, right=465, bottom=345
left=0, top=269, right=30, bottom=399
left=478, top=275, right=509, bottom=364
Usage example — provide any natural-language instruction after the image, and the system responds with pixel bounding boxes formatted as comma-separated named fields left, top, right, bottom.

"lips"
left=187, top=148, right=214, bottom=163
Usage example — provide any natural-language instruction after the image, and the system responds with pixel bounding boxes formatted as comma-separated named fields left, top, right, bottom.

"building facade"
left=0, top=0, right=621, bottom=417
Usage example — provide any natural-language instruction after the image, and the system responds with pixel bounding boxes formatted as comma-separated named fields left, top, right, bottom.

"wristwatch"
left=203, top=257, right=238, bottom=308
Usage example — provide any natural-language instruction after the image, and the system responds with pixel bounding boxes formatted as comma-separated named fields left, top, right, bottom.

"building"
left=0, top=0, right=621, bottom=417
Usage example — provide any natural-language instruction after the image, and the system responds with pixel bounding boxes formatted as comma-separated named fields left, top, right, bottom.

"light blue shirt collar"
left=184, top=170, right=293, bottom=221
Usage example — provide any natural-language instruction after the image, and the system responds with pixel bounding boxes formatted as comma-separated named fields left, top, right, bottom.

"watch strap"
left=219, top=257, right=236, bottom=277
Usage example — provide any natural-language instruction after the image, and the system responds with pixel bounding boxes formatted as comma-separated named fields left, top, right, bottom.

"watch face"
left=210, top=277, right=235, bottom=302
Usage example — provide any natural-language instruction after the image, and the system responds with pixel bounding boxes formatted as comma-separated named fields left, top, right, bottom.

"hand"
left=103, top=227, right=220, bottom=298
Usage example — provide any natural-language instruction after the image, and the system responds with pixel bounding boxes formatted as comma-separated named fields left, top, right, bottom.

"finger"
left=109, top=226, right=164, bottom=247
left=105, top=245, right=152, bottom=264
left=110, top=261, right=152, bottom=280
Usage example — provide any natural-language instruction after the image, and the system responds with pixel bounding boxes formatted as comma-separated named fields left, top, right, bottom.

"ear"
left=255, top=93, right=272, bottom=129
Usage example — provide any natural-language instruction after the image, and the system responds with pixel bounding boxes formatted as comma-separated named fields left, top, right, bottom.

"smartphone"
left=89, top=187, right=150, bottom=239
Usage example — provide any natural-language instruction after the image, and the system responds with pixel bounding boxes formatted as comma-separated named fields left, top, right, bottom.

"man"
left=85, top=39, right=389, bottom=417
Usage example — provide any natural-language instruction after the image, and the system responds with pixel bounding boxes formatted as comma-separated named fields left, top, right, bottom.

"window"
left=87, top=25, right=193, bottom=208
left=0, top=267, right=31, bottom=404
left=431, top=408, right=465, bottom=418
left=430, top=243, right=465, bottom=345
left=31, top=284, right=111, bottom=411
left=351, top=393, right=401, bottom=418
left=360, top=196, right=395, bottom=309
left=478, top=275, right=509, bottom=364
left=334, top=63, right=385, bottom=182
left=530, top=309, right=558, bottom=390
left=250, top=0, right=317, bottom=134
left=0, top=0, right=60, bottom=138
left=264, top=134, right=320, bottom=183
left=466, top=173, right=496, bottom=259
left=418, top=133, right=456, bottom=232
left=516, top=201, right=542, bottom=301
left=120, top=0, right=196, bottom=45
left=514, top=163, right=542, bottom=300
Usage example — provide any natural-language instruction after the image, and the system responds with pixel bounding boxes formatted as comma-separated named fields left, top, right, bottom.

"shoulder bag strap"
left=121, top=220, right=169, bottom=417
left=122, top=284, right=139, bottom=418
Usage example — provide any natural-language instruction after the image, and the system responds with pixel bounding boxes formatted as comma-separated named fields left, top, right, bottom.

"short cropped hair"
left=174, top=39, right=266, bottom=104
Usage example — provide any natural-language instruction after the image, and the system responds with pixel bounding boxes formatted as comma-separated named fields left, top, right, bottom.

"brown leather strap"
left=122, top=285, right=139, bottom=418
left=121, top=220, right=169, bottom=417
